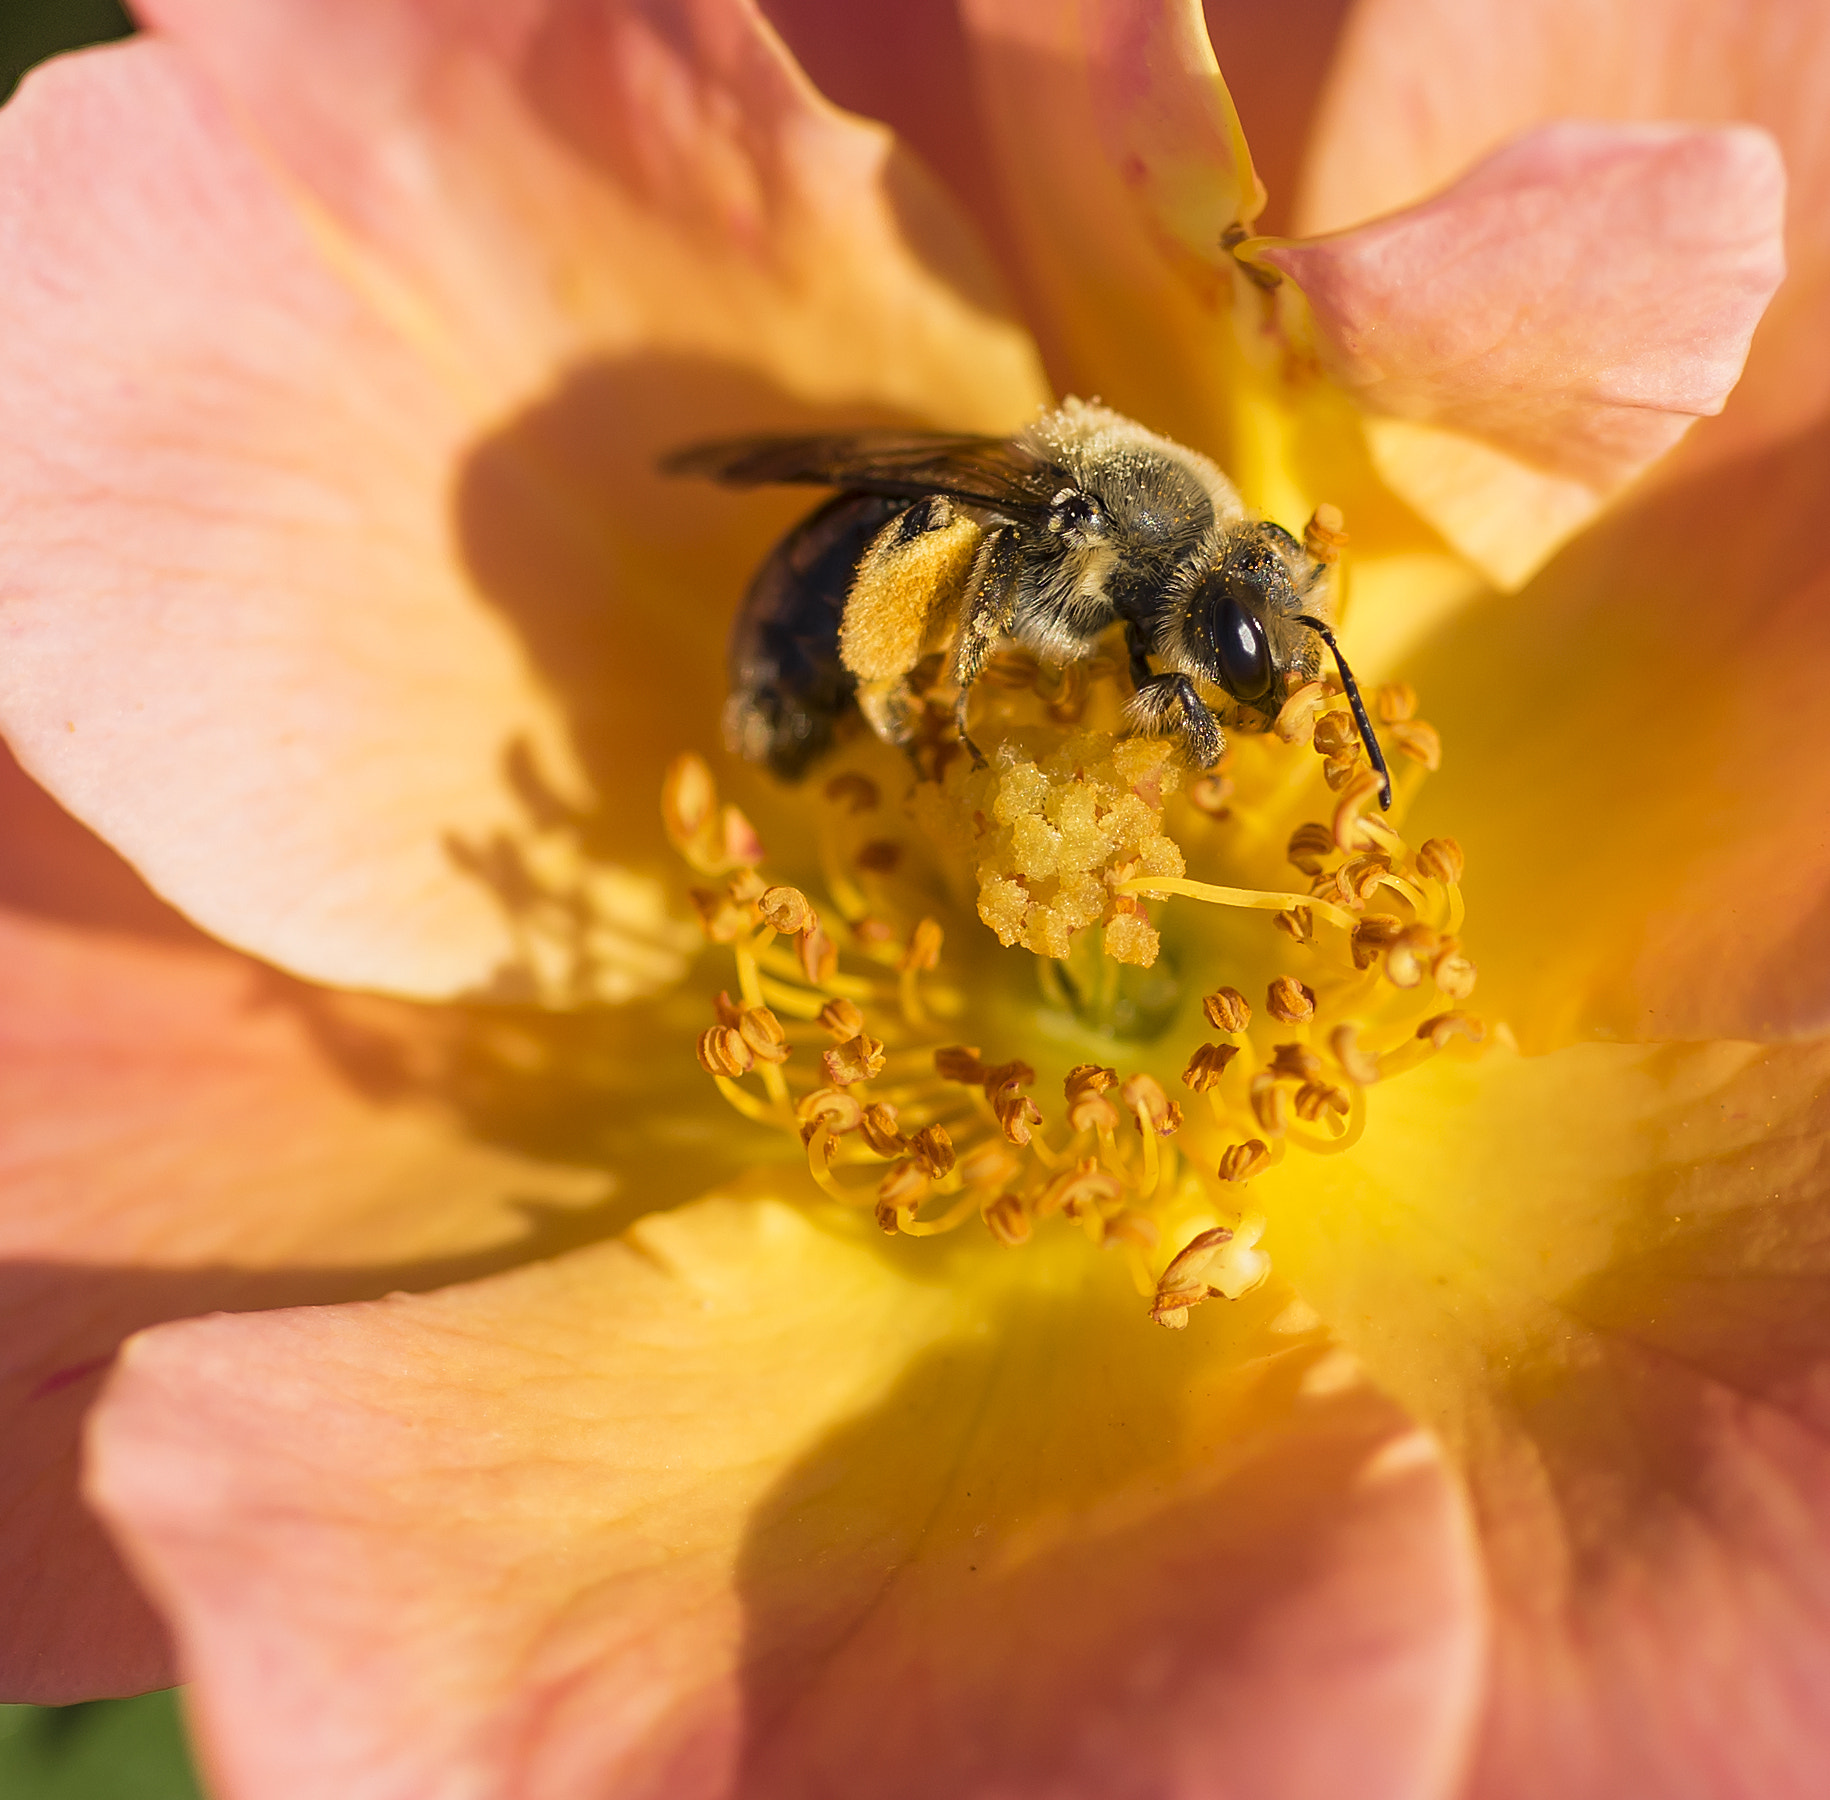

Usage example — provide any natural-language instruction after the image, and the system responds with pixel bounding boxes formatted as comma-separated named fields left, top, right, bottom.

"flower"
left=2, top=1, right=1828, bottom=1796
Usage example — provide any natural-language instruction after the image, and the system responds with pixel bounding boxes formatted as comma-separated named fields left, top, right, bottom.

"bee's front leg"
left=1128, top=672, right=1224, bottom=769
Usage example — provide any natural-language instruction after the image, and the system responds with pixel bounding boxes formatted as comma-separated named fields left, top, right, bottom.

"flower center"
left=663, top=649, right=1483, bottom=1329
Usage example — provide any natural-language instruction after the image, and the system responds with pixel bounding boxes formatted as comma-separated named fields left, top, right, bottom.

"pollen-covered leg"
left=1129, top=673, right=1224, bottom=769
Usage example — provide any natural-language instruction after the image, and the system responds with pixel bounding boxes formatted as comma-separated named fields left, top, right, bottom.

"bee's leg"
left=1124, top=618, right=1155, bottom=692
left=950, top=525, right=1023, bottom=765
left=1129, top=672, right=1224, bottom=769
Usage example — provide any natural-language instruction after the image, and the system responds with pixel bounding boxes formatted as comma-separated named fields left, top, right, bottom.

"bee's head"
left=1184, top=525, right=1304, bottom=705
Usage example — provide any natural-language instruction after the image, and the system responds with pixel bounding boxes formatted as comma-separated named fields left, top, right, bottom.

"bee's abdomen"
left=725, top=492, right=904, bottom=780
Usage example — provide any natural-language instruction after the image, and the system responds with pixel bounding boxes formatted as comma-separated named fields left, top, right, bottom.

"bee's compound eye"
left=1212, top=594, right=1273, bottom=702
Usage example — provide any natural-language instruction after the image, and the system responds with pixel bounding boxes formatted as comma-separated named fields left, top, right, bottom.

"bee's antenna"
left=1296, top=617, right=1392, bottom=810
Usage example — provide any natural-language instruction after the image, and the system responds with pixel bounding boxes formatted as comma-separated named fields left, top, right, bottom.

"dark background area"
left=2, top=11, right=205, bottom=1797
left=0, top=0, right=131, bottom=102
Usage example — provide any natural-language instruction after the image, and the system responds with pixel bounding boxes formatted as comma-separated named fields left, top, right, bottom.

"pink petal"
left=89, top=1201, right=1485, bottom=1799
left=0, top=15, right=1042, bottom=1001
left=1298, top=0, right=1830, bottom=476
left=1262, top=121, right=1784, bottom=585
left=0, top=759, right=617, bottom=1700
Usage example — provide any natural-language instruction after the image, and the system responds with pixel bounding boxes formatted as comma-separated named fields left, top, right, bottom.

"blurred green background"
left=2, top=8, right=206, bottom=1793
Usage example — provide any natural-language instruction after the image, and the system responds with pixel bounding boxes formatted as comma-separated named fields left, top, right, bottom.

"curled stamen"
left=737, top=1006, right=789, bottom=1064
left=823, top=1033, right=888, bottom=1087
left=1419, top=1011, right=1486, bottom=1050
left=1203, top=987, right=1252, bottom=1032
left=1250, top=1072, right=1289, bottom=1137
left=759, top=885, right=817, bottom=936
left=1432, top=939, right=1478, bottom=999
left=860, top=1102, right=907, bottom=1158
left=1293, top=1080, right=1350, bottom=1124
left=797, top=1087, right=863, bottom=1144
left=1267, top=977, right=1316, bottom=1025
left=1329, top=1023, right=1382, bottom=1086
left=907, top=1124, right=956, bottom=1178
left=984, top=1192, right=1032, bottom=1246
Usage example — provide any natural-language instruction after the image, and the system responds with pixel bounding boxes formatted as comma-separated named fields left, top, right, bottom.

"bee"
left=664, top=399, right=1390, bottom=806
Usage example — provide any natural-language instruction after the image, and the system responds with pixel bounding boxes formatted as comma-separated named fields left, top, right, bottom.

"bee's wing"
left=661, top=431, right=1062, bottom=516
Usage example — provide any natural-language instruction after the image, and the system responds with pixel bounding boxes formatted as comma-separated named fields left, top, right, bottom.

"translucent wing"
left=661, top=431, right=1063, bottom=516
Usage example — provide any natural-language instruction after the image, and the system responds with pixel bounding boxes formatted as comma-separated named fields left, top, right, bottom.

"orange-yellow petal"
left=0, top=12, right=1043, bottom=1001
left=1259, top=1035, right=1830, bottom=1793
left=1262, top=121, right=1784, bottom=587
left=90, top=1200, right=1485, bottom=1798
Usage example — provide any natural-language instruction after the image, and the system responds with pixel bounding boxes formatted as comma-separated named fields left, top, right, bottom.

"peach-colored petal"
left=0, top=13, right=1043, bottom=1001
left=0, top=887, right=625, bottom=1701
left=90, top=1201, right=1485, bottom=1799
left=1261, top=121, right=1784, bottom=587
left=1264, top=1037, right=1830, bottom=1797
left=1407, top=412, right=1830, bottom=1045
left=953, top=0, right=1248, bottom=452
left=1298, top=0, right=1830, bottom=478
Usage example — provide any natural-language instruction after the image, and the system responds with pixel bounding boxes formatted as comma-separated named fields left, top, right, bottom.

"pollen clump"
left=948, top=731, right=1185, bottom=966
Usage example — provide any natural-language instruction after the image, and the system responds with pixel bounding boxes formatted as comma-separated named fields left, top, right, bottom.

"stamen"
left=668, top=651, right=1489, bottom=1330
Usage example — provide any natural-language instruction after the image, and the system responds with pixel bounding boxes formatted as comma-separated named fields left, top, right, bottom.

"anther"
left=860, top=1102, right=907, bottom=1157
left=1375, top=682, right=1416, bottom=724
left=1293, top=1080, right=1350, bottom=1123
left=1351, top=914, right=1404, bottom=969
left=1286, top=822, right=1336, bottom=876
left=1329, top=1023, right=1381, bottom=1086
left=1332, top=769, right=1384, bottom=852
left=797, top=925, right=838, bottom=985
left=1389, top=719, right=1442, bottom=771
left=696, top=1025, right=754, bottom=1077
left=907, top=1124, right=956, bottom=1178
left=1183, top=1043, right=1239, bottom=1092
left=823, top=1033, right=887, bottom=1086
left=958, top=1141, right=1021, bottom=1188
left=713, top=989, right=744, bottom=1027
left=1322, top=750, right=1366, bottom=792
left=1274, top=681, right=1327, bottom=744
left=1431, top=939, right=1478, bottom=999
left=1273, top=905, right=1314, bottom=943
left=727, top=868, right=767, bottom=905
left=1217, top=1140, right=1271, bottom=1183
left=733, top=1007, right=786, bottom=1064
left=1268, top=1042, right=1323, bottom=1082
left=1187, top=773, right=1233, bottom=817
left=1416, top=837, right=1465, bottom=884
left=901, top=918, right=944, bottom=972
left=689, top=887, right=748, bottom=943
left=1303, top=502, right=1347, bottom=565
left=935, top=1045, right=987, bottom=1085
left=797, top=1087, right=863, bottom=1143
left=1065, top=1062, right=1118, bottom=1099
left=877, top=1158, right=930, bottom=1220
left=817, top=997, right=864, bottom=1040
left=1267, top=976, right=1316, bottom=1024
left=1384, top=925, right=1441, bottom=990
left=1250, top=1071, right=1289, bottom=1135
left=1037, top=1159, right=1124, bottom=1219
left=823, top=772, right=880, bottom=814
left=1419, top=1011, right=1486, bottom=1049
left=1203, top=987, right=1252, bottom=1032
left=984, top=1192, right=1032, bottom=1246
left=993, top=1078, right=1044, bottom=1146
left=855, top=840, right=901, bottom=873
left=1150, top=1226, right=1236, bottom=1328
left=1312, top=710, right=1358, bottom=757
left=1122, top=1073, right=1180, bottom=1136
left=759, top=885, right=817, bottom=936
